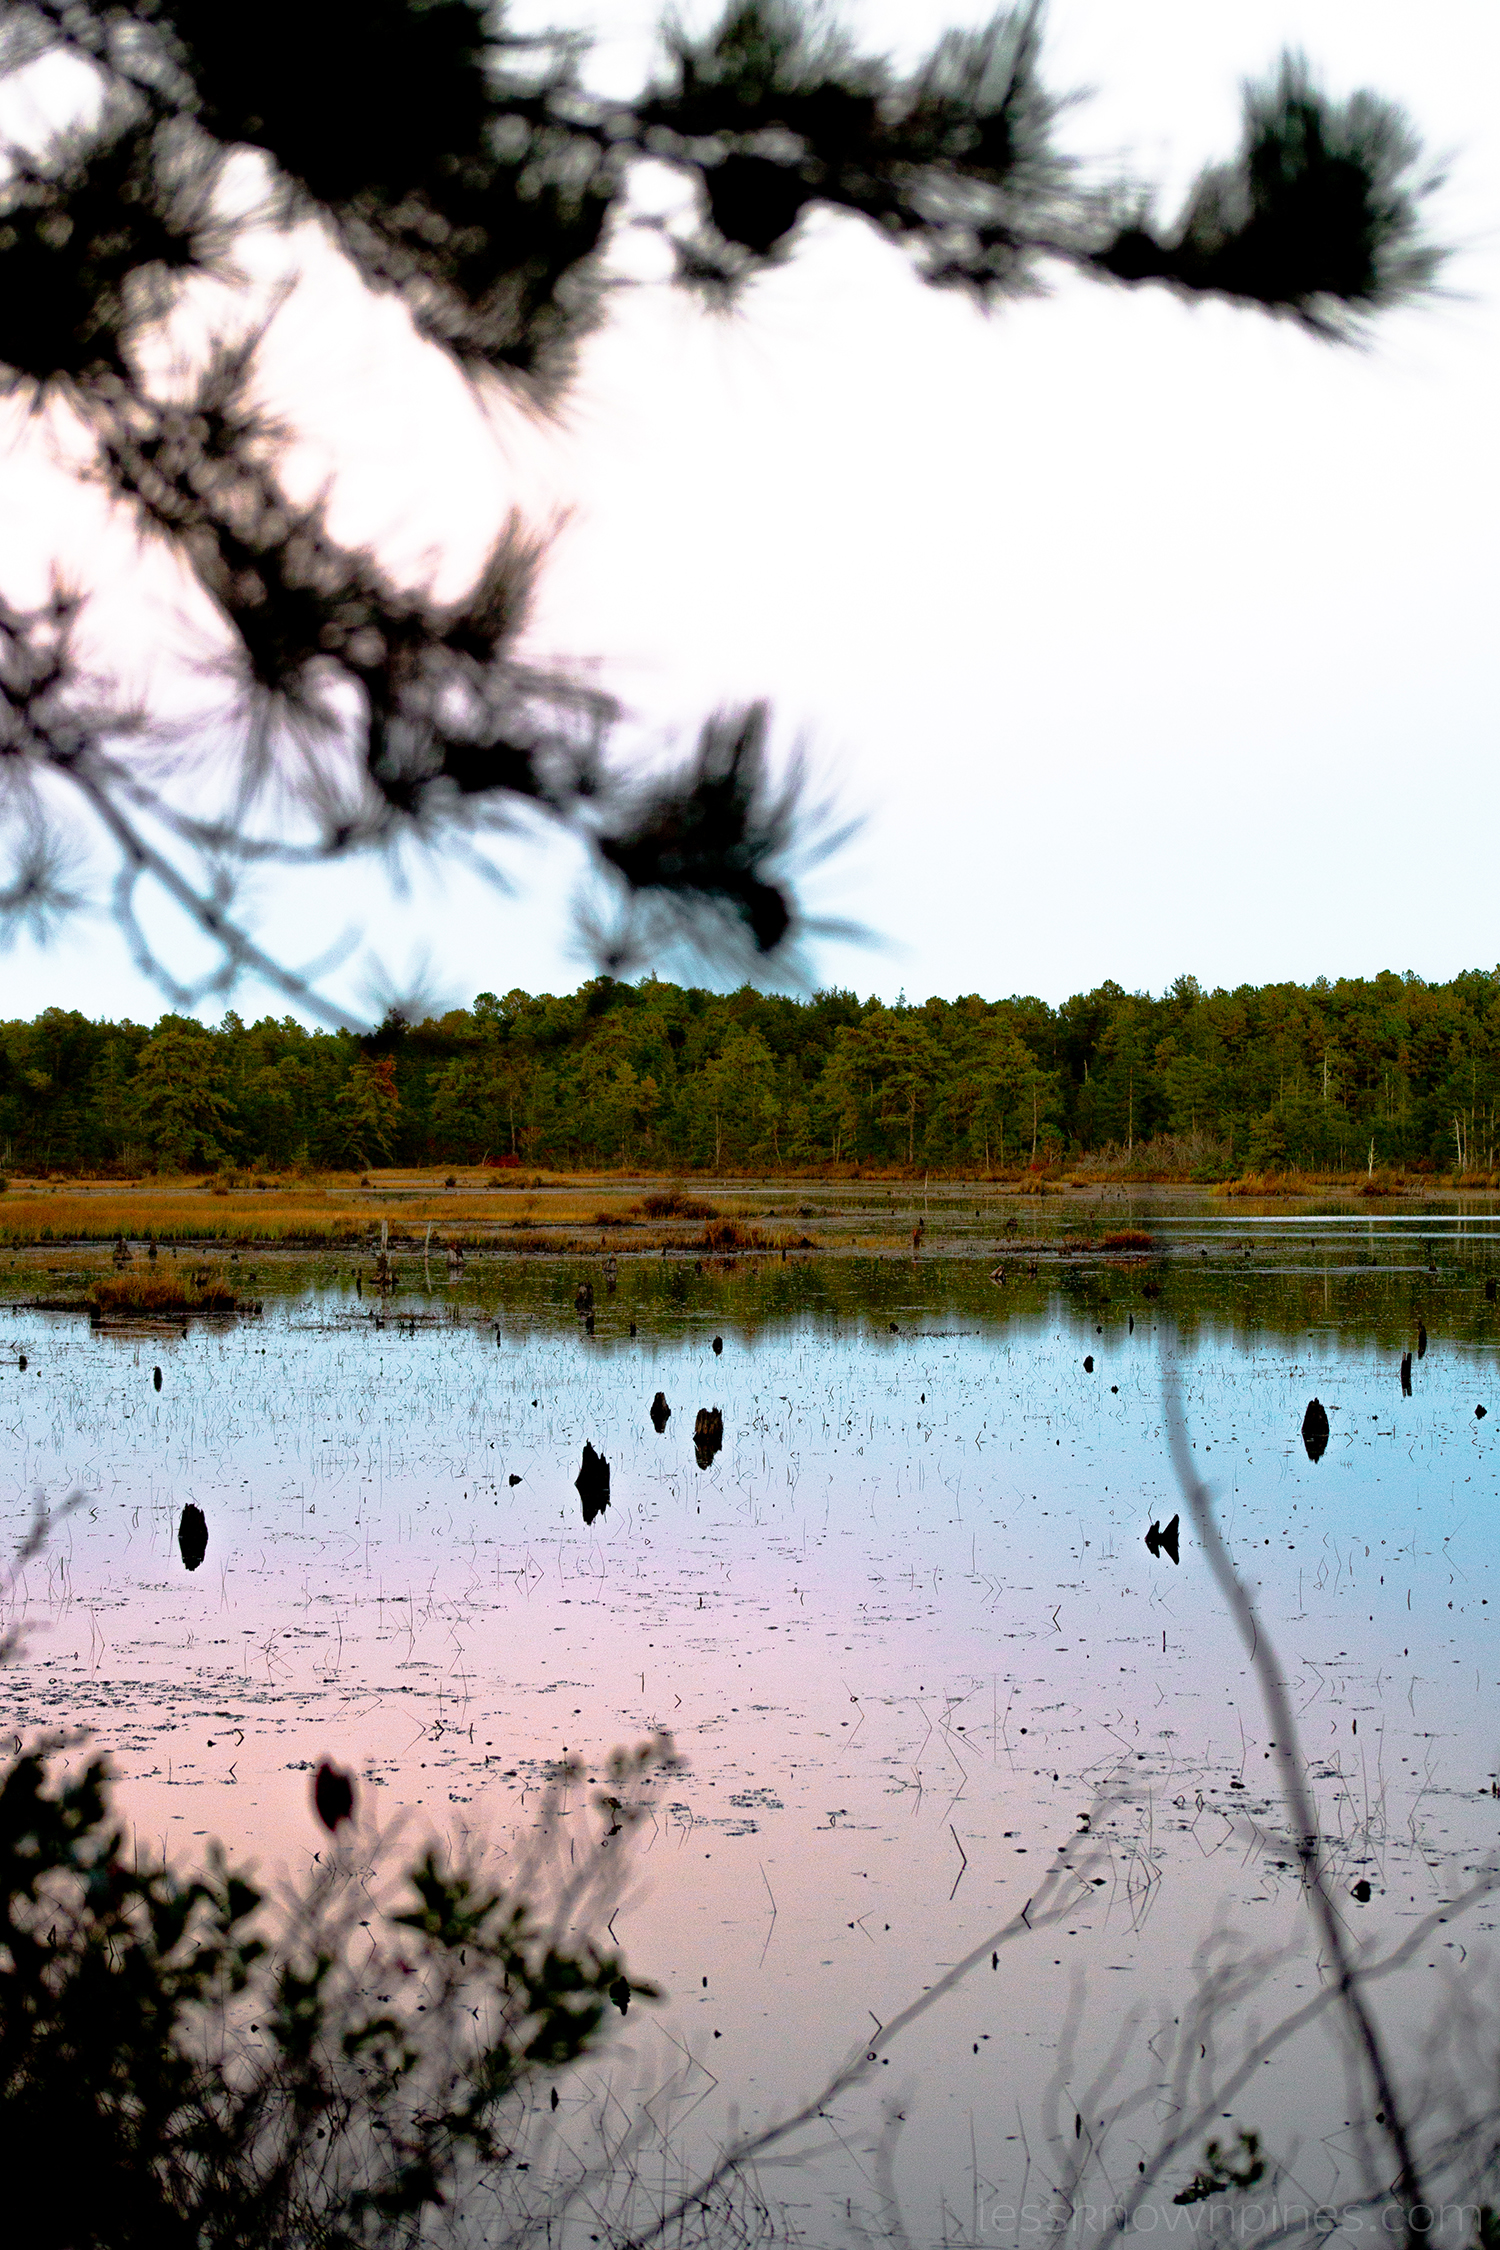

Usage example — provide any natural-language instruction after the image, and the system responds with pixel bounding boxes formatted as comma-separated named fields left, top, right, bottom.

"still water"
left=4, top=1205, right=1500, bottom=2243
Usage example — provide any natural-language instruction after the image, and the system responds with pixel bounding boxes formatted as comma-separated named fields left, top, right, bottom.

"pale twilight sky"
left=2, top=1, right=1497, bottom=1026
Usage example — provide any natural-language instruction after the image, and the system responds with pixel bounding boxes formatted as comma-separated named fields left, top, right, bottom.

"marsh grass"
left=0, top=1175, right=802, bottom=1260
left=698, top=1217, right=767, bottom=1251
left=89, top=1266, right=240, bottom=1316
left=0, top=1184, right=696, bottom=1250
left=0, top=1188, right=370, bottom=1249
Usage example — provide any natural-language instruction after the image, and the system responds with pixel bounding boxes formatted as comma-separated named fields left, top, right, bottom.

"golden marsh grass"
left=0, top=1173, right=783, bottom=1251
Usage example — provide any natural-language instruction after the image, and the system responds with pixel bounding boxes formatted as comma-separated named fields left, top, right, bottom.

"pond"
left=4, top=1196, right=1500, bottom=2244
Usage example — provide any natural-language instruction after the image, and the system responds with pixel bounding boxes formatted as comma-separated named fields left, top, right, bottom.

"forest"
left=5, top=968, right=1500, bottom=1181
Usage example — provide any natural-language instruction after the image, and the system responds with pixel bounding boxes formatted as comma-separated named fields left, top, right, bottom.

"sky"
left=2, top=1, right=1497, bottom=1027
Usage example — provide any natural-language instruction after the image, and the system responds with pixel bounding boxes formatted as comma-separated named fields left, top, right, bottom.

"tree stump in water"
left=693, top=1407, right=724, bottom=1469
left=314, top=1761, right=356, bottom=1832
left=576, top=1442, right=611, bottom=1524
left=177, top=1504, right=208, bottom=1571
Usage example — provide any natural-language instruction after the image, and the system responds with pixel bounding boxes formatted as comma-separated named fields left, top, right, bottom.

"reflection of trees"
left=452, top=1248, right=1494, bottom=1359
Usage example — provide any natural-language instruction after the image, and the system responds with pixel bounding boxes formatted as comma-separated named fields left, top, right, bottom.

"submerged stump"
left=693, top=1406, right=724, bottom=1469
left=576, top=1441, right=611, bottom=1524
left=1301, top=1397, right=1330, bottom=1463
left=177, top=1503, right=208, bottom=1572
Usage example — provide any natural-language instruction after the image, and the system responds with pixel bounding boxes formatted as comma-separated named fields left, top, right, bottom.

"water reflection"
left=6, top=1212, right=1500, bottom=2236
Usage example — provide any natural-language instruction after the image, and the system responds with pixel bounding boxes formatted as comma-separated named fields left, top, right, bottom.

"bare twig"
left=1162, top=1370, right=1426, bottom=2247
left=613, top=1784, right=1121, bottom=2249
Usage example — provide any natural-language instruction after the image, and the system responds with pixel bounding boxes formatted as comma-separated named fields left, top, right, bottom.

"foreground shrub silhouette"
left=0, top=1738, right=668, bottom=2249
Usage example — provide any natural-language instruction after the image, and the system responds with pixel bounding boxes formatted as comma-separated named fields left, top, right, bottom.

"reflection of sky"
left=3, top=4, right=1497, bottom=1024
left=3, top=1246, right=1499, bottom=2226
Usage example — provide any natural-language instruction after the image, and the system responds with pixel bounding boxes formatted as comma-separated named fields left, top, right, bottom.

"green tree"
left=333, top=1055, right=401, bottom=1167
left=131, top=1018, right=234, bottom=1170
left=970, top=1019, right=1061, bottom=1166
left=696, top=1025, right=778, bottom=1169
left=819, top=1007, right=939, bottom=1165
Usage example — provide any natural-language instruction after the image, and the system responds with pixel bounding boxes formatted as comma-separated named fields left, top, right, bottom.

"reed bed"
left=0, top=1191, right=370, bottom=1247
left=90, top=1266, right=240, bottom=1315
left=0, top=1178, right=762, bottom=1249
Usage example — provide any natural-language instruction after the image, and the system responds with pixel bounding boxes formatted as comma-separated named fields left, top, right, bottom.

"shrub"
left=0, top=1741, right=667, bottom=2250
left=700, top=1217, right=766, bottom=1251
left=638, top=1188, right=716, bottom=1220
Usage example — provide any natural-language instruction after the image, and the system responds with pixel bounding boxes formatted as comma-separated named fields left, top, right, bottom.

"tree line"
left=5, top=968, right=1500, bottom=1178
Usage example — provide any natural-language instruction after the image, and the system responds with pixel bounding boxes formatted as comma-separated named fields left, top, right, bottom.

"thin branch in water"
left=1162, top=1367, right=1426, bottom=2247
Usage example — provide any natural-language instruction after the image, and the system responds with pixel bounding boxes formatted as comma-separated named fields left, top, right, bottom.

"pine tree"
left=0, top=3, right=1443, bottom=1022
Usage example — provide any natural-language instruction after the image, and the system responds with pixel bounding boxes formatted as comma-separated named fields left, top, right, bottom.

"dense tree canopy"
left=6, top=967, right=1500, bottom=1177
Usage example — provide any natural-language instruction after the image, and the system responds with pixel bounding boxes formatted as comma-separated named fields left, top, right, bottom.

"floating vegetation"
left=639, top=1188, right=717, bottom=1220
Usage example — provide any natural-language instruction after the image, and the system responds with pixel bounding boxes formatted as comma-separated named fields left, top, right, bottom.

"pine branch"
left=0, top=3, right=1451, bottom=1017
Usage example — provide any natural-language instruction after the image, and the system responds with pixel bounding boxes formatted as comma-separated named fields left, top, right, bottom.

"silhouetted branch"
left=1091, top=55, right=1444, bottom=337
left=1162, top=1371, right=1427, bottom=2247
left=612, top=1779, right=1115, bottom=2248
left=0, top=3, right=1448, bottom=1017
